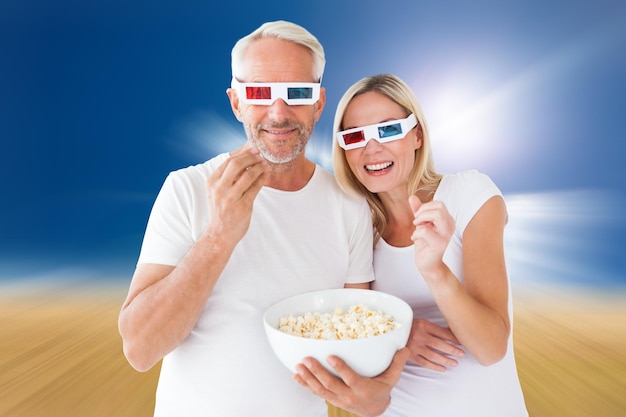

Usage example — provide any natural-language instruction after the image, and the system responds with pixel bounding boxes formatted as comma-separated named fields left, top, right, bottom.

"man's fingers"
left=378, top=347, right=411, bottom=382
left=294, top=358, right=344, bottom=402
left=390, top=347, right=411, bottom=369
left=223, top=151, right=265, bottom=184
left=228, top=142, right=257, bottom=158
left=325, top=355, right=358, bottom=386
left=239, top=165, right=266, bottom=204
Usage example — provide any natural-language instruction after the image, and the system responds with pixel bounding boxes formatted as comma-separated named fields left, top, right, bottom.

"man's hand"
left=119, top=146, right=267, bottom=371
left=203, top=145, right=267, bottom=244
left=293, top=347, right=410, bottom=417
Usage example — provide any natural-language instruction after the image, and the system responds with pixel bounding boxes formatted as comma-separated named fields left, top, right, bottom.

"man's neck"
left=263, top=158, right=316, bottom=191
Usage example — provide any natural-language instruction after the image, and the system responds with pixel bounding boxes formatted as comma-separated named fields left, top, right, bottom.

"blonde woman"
left=330, top=74, right=528, bottom=416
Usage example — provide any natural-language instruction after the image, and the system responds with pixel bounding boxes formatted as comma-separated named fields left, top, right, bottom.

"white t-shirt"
left=372, top=170, right=528, bottom=417
left=138, top=153, right=375, bottom=417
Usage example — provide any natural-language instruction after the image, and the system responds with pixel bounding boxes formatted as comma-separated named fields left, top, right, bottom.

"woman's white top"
left=373, top=170, right=528, bottom=417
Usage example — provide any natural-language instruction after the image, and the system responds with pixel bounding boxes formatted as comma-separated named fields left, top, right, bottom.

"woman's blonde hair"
left=332, top=74, right=442, bottom=245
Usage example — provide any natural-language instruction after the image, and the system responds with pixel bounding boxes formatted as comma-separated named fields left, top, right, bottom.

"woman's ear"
left=414, top=124, right=424, bottom=150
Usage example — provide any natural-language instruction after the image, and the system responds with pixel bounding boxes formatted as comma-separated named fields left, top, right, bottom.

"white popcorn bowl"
left=263, top=288, right=412, bottom=378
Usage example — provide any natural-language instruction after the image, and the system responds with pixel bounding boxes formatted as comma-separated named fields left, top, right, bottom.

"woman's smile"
left=365, top=161, right=394, bottom=173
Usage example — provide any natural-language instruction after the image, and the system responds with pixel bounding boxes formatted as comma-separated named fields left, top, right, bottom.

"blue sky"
left=1, top=0, right=625, bottom=286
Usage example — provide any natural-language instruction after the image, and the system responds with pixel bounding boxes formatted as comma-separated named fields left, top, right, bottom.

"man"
left=118, top=21, right=408, bottom=417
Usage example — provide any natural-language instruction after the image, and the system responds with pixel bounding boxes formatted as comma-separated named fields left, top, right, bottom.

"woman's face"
left=342, top=91, right=421, bottom=194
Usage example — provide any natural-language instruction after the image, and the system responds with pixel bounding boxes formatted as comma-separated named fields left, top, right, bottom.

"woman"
left=331, top=74, right=528, bottom=416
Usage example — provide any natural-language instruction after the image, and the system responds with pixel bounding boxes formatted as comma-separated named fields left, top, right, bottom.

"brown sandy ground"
left=1, top=282, right=625, bottom=417
left=0, top=283, right=160, bottom=417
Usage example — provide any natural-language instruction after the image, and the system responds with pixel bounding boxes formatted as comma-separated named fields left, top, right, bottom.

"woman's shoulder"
left=438, top=169, right=501, bottom=199
left=441, top=169, right=496, bottom=189
left=436, top=170, right=502, bottom=225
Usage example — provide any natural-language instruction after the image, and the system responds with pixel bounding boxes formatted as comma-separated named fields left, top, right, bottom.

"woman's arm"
left=410, top=195, right=510, bottom=365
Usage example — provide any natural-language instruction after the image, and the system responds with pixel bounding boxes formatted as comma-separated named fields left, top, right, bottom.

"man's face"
left=228, top=37, right=326, bottom=165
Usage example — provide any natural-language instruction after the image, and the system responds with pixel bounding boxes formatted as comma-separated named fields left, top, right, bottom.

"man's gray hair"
left=231, top=20, right=325, bottom=82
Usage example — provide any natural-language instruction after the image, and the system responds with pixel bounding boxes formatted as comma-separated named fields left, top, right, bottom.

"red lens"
left=343, top=131, right=365, bottom=145
left=245, top=86, right=271, bottom=100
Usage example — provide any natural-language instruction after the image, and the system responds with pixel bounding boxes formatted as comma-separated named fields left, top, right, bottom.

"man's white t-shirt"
left=137, top=153, right=375, bottom=417
left=373, top=170, right=528, bottom=417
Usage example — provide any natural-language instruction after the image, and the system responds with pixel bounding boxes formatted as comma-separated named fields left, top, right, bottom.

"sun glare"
left=412, top=12, right=626, bottom=176
left=504, top=189, right=626, bottom=289
left=167, top=111, right=247, bottom=161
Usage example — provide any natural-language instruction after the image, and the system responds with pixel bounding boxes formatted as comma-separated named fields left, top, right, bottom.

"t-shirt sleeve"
left=344, top=196, right=376, bottom=285
left=137, top=172, right=195, bottom=266
left=441, top=170, right=504, bottom=236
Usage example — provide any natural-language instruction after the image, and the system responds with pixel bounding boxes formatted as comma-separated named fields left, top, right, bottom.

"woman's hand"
left=408, top=194, right=511, bottom=366
left=409, top=195, right=455, bottom=277
left=407, top=318, right=465, bottom=372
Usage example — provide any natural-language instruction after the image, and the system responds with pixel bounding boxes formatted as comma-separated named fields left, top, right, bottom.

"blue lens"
left=287, top=87, right=313, bottom=99
left=378, top=123, right=402, bottom=138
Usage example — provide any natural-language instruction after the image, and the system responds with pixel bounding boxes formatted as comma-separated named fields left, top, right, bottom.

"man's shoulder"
left=309, top=166, right=369, bottom=210
left=169, top=153, right=229, bottom=179
left=311, top=165, right=349, bottom=195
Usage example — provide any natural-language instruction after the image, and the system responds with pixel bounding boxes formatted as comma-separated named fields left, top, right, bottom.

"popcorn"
left=278, top=304, right=398, bottom=340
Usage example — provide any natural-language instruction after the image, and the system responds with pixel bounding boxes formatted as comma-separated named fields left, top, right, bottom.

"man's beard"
left=245, top=120, right=313, bottom=164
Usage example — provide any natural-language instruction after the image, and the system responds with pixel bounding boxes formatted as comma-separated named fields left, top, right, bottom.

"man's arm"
left=118, top=233, right=236, bottom=371
left=118, top=147, right=267, bottom=371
